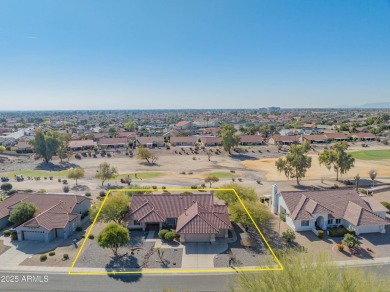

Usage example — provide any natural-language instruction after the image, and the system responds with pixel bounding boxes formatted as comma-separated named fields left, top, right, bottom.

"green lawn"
left=206, top=171, right=234, bottom=179
left=1, top=169, right=71, bottom=178
left=350, top=150, right=390, bottom=160
left=112, top=172, right=165, bottom=180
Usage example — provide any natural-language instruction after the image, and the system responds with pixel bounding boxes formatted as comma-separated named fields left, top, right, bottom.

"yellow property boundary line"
left=69, top=188, right=284, bottom=275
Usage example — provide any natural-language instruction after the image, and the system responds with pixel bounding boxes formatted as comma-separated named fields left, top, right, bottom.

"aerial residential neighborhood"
left=2, top=1, right=390, bottom=291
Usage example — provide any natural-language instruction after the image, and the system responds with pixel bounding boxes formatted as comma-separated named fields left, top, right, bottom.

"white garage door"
left=357, top=225, right=381, bottom=234
left=23, top=230, right=45, bottom=241
left=185, top=234, right=210, bottom=242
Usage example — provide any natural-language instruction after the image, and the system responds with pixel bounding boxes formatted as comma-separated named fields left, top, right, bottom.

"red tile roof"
left=239, top=135, right=264, bottom=143
left=69, top=140, right=96, bottom=148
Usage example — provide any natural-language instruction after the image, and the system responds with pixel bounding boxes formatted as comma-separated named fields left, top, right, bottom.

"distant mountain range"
left=337, top=102, right=390, bottom=109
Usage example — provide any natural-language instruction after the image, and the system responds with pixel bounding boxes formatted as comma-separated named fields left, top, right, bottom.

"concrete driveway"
left=182, top=240, right=228, bottom=269
left=0, top=236, right=64, bottom=266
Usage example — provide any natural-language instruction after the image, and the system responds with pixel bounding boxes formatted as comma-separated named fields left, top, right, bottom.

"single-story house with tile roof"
left=125, top=193, right=232, bottom=243
left=239, top=135, right=264, bottom=146
left=268, top=135, right=300, bottom=145
left=176, top=121, right=193, bottom=130
left=351, top=132, right=377, bottom=141
left=99, top=137, right=129, bottom=148
left=269, top=185, right=388, bottom=235
left=324, top=132, right=351, bottom=141
left=69, top=139, right=96, bottom=151
left=137, top=136, right=165, bottom=148
left=0, top=193, right=91, bottom=242
left=300, top=134, right=328, bottom=144
left=170, top=136, right=199, bottom=146
left=201, top=136, right=222, bottom=147
left=117, top=131, right=137, bottom=140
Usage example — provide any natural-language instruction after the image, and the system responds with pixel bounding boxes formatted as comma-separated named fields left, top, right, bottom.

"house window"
left=327, top=219, right=333, bottom=225
left=335, top=219, right=341, bottom=224
left=166, top=218, right=177, bottom=225
left=301, top=220, right=310, bottom=227
left=133, top=221, right=140, bottom=225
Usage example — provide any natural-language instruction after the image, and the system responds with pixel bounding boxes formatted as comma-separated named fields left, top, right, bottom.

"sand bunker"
left=242, top=154, right=390, bottom=181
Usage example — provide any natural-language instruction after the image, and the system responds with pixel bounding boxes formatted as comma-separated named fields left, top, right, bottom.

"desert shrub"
left=40, top=254, right=47, bottom=261
left=158, top=229, right=169, bottom=239
left=99, top=191, right=106, bottom=197
left=317, top=230, right=324, bottom=239
left=3, top=230, right=11, bottom=236
left=337, top=243, right=344, bottom=251
left=62, top=180, right=68, bottom=184
left=37, top=189, right=46, bottom=194
left=7, top=190, right=17, bottom=195
left=5, top=146, right=11, bottom=151
left=24, top=189, right=33, bottom=193
left=88, top=234, right=95, bottom=239
left=11, top=232, right=18, bottom=240
left=282, top=229, right=295, bottom=242
left=162, top=186, right=166, bottom=190
left=75, top=154, right=82, bottom=159
left=63, top=254, right=69, bottom=260
left=164, top=231, right=176, bottom=241
left=85, top=192, right=91, bottom=197
left=279, top=213, right=286, bottom=222
left=76, top=226, right=82, bottom=232
left=49, top=251, right=55, bottom=256
left=63, top=186, right=70, bottom=193
left=190, top=185, right=197, bottom=189
left=152, top=185, right=157, bottom=189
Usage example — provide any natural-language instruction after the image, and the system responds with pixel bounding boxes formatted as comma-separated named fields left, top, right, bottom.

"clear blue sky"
left=0, top=0, right=389, bottom=110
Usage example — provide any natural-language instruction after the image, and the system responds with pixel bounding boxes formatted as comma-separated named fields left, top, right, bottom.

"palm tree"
left=369, top=170, right=377, bottom=187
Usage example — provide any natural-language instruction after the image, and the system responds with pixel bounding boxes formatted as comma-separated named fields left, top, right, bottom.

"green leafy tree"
left=318, top=142, right=355, bottom=181
left=204, top=176, right=219, bottom=188
left=1, top=183, right=12, bottom=192
left=221, top=124, right=240, bottom=154
left=233, top=250, right=387, bottom=292
left=108, top=127, right=118, bottom=137
left=97, top=223, right=130, bottom=257
left=95, top=162, right=118, bottom=186
left=123, top=120, right=137, bottom=131
left=137, top=147, right=158, bottom=164
left=67, top=168, right=85, bottom=185
left=57, top=133, right=71, bottom=163
left=215, top=183, right=257, bottom=205
left=261, top=123, right=270, bottom=138
left=275, top=141, right=312, bottom=185
left=0, top=145, right=5, bottom=153
left=30, top=130, right=61, bottom=163
left=90, top=193, right=130, bottom=224
left=9, top=202, right=37, bottom=225
left=229, top=200, right=271, bottom=227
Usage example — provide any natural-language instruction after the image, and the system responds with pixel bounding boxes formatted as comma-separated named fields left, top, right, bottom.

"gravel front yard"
left=214, top=223, right=272, bottom=268
left=75, top=230, right=182, bottom=270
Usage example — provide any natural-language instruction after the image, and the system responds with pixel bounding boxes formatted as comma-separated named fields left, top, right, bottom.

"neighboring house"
left=239, top=135, right=264, bottom=146
left=176, top=121, right=193, bottom=130
left=324, top=132, right=351, bottom=141
left=269, top=185, right=388, bottom=235
left=99, top=137, right=129, bottom=149
left=351, top=132, right=377, bottom=141
left=137, top=136, right=165, bottom=148
left=269, top=135, right=300, bottom=145
left=125, top=193, right=232, bottom=243
left=0, top=193, right=91, bottom=242
left=279, top=129, right=303, bottom=136
left=69, top=140, right=96, bottom=151
left=117, top=131, right=137, bottom=140
left=170, top=136, right=198, bottom=146
left=193, top=118, right=219, bottom=128
left=201, top=136, right=222, bottom=147
left=300, top=134, right=328, bottom=144
left=12, top=141, right=33, bottom=152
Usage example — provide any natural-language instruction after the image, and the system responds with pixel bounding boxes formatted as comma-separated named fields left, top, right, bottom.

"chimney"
left=271, top=184, right=280, bottom=214
left=184, top=207, right=187, bottom=216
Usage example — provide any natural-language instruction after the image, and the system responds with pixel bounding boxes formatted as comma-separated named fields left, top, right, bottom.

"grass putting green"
left=206, top=171, right=234, bottom=179
left=350, top=150, right=390, bottom=160
left=1, top=169, right=71, bottom=178
left=112, top=172, right=165, bottom=180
